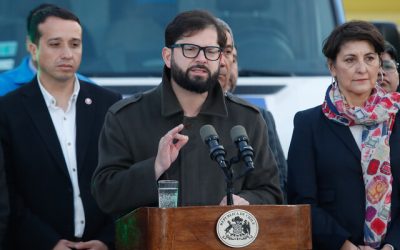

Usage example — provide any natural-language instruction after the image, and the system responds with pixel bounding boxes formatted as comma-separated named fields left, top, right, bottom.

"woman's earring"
left=331, top=76, right=337, bottom=87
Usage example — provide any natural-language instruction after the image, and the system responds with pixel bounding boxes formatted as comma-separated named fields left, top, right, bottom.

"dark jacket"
left=0, top=78, right=121, bottom=249
left=260, top=109, right=287, bottom=201
left=0, top=143, right=8, bottom=250
left=287, top=105, right=400, bottom=250
left=92, top=73, right=283, bottom=216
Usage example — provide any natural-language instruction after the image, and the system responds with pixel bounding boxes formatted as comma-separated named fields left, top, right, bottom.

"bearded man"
left=92, top=10, right=282, bottom=216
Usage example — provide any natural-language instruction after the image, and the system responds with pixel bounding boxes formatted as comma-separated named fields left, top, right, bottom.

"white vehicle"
left=0, top=0, right=345, bottom=155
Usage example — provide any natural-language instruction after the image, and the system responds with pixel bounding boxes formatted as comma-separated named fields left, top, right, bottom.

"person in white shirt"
left=0, top=4, right=120, bottom=250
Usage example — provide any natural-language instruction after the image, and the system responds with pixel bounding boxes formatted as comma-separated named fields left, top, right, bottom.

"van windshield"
left=0, top=0, right=337, bottom=76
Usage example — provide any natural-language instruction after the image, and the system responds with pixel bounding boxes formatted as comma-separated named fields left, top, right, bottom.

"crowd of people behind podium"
left=0, top=3, right=399, bottom=250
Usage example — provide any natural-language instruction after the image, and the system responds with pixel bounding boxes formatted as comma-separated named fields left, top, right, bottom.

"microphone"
left=200, top=124, right=227, bottom=168
left=230, top=125, right=255, bottom=170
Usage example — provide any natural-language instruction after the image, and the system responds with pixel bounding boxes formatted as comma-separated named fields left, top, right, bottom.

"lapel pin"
left=85, top=98, right=92, bottom=105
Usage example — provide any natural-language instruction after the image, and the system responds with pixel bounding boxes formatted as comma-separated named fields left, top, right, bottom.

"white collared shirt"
left=38, top=76, right=86, bottom=237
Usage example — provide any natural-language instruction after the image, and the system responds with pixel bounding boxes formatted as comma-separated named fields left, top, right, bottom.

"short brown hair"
left=164, top=10, right=226, bottom=49
left=322, top=20, right=384, bottom=61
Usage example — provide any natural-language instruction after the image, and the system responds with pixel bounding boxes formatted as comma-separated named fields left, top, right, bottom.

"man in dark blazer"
left=217, top=19, right=287, bottom=200
left=0, top=5, right=120, bottom=250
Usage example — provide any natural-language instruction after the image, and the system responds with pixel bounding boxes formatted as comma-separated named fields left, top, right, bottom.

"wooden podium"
left=115, top=205, right=311, bottom=250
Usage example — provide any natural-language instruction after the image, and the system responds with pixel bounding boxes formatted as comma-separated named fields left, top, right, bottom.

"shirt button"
left=81, top=220, right=85, bottom=224
left=67, top=142, right=71, bottom=146
left=73, top=168, right=76, bottom=172
left=64, top=117, right=67, bottom=121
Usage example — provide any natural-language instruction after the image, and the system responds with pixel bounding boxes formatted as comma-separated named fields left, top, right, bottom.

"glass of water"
left=158, top=180, right=178, bottom=208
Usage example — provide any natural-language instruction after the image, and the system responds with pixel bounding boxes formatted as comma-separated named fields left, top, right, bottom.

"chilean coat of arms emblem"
left=216, top=209, right=259, bottom=248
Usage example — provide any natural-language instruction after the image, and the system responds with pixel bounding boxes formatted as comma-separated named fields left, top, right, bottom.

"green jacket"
left=92, top=73, right=283, bottom=216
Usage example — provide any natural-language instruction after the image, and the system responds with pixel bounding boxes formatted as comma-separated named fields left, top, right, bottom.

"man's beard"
left=171, top=58, right=219, bottom=94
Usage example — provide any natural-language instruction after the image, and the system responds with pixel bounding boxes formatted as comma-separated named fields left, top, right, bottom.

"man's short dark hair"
left=216, top=18, right=235, bottom=48
left=164, top=10, right=227, bottom=49
left=27, top=4, right=80, bottom=44
left=27, top=4, right=56, bottom=33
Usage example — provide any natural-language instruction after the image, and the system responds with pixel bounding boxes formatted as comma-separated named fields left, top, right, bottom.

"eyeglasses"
left=169, top=43, right=222, bottom=61
left=382, top=60, right=399, bottom=73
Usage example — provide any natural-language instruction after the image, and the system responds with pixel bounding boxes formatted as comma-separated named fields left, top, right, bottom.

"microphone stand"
left=224, top=161, right=234, bottom=206
left=201, top=125, right=255, bottom=206
left=221, top=156, right=252, bottom=206
left=222, top=157, right=250, bottom=206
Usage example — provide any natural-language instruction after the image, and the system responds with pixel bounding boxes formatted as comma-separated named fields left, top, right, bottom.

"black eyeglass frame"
left=169, top=43, right=223, bottom=61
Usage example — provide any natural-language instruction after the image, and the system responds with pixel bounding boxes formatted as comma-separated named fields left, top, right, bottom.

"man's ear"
left=25, top=35, right=31, bottom=52
left=162, top=47, right=172, bottom=69
left=28, top=41, right=38, bottom=62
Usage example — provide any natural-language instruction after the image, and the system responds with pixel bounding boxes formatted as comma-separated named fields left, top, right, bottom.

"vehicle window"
left=0, top=0, right=336, bottom=76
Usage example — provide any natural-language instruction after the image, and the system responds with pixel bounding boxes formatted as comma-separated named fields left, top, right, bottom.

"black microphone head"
left=230, top=125, right=248, bottom=142
left=200, top=124, right=218, bottom=142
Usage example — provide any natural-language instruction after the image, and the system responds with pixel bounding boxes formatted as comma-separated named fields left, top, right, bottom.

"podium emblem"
left=216, top=209, right=259, bottom=248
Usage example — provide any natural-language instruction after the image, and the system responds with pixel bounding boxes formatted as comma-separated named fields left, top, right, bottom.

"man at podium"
left=92, top=10, right=283, bottom=216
